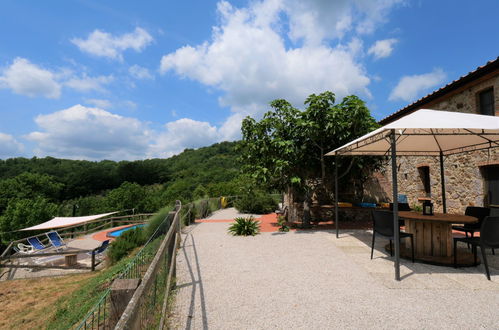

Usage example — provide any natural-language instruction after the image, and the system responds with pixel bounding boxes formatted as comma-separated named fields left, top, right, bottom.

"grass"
left=0, top=210, right=174, bottom=329
left=0, top=272, right=93, bottom=329
left=44, top=255, right=136, bottom=329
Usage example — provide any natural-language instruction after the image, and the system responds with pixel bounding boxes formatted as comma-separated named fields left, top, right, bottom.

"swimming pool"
left=107, top=224, right=145, bottom=238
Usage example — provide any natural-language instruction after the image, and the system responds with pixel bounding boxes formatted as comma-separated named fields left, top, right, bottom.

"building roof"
left=380, top=56, right=499, bottom=125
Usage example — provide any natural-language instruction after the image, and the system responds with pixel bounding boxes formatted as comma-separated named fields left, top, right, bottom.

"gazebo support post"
left=390, top=130, right=401, bottom=281
left=335, top=154, right=339, bottom=238
left=439, top=151, right=447, bottom=213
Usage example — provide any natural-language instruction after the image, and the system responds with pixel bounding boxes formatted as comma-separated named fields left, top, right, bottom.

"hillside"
left=0, top=141, right=241, bottom=244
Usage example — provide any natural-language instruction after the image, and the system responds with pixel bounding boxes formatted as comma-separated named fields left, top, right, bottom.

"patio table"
left=398, top=211, right=478, bottom=266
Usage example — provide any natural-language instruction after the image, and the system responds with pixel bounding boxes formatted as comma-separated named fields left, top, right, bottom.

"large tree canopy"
left=239, top=91, right=381, bottom=224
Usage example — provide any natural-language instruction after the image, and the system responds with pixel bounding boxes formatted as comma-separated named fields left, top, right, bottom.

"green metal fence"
left=114, top=201, right=181, bottom=329
left=75, top=204, right=180, bottom=330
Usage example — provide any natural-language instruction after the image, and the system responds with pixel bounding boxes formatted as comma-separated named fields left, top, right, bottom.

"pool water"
left=107, top=224, right=145, bottom=238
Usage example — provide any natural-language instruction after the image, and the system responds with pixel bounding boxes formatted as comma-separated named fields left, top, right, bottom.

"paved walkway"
left=171, top=210, right=499, bottom=329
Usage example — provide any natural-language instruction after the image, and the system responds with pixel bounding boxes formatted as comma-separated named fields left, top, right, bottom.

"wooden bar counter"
left=398, top=211, right=478, bottom=266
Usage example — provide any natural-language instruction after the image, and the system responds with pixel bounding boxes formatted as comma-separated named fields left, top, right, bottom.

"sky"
left=0, top=0, right=498, bottom=160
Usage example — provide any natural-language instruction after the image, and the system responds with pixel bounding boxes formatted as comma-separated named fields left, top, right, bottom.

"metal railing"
left=75, top=194, right=275, bottom=329
left=115, top=201, right=181, bottom=329
left=76, top=204, right=180, bottom=330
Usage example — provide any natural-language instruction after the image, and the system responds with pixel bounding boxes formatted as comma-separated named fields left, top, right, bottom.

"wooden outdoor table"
left=398, top=211, right=478, bottom=266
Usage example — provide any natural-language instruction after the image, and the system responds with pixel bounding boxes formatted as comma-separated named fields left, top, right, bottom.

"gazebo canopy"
left=327, top=109, right=499, bottom=156
left=327, top=108, right=499, bottom=281
left=20, top=211, right=119, bottom=231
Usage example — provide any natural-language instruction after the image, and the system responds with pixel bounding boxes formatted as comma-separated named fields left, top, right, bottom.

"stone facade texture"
left=376, top=69, right=499, bottom=214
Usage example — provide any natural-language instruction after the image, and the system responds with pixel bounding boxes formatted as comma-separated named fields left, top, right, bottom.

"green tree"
left=240, top=91, right=380, bottom=226
left=0, top=172, right=63, bottom=212
left=106, top=182, right=146, bottom=212
left=0, top=197, right=58, bottom=243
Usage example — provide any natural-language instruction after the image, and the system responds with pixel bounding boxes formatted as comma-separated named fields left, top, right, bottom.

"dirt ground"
left=0, top=272, right=92, bottom=329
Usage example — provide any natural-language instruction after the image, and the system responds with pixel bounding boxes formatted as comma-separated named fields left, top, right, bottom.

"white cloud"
left=0, top=57, right=61, bottom=98
left=129, top=65, right=153, bottom=80
left=26, top=105, right=152, bottom=160
left=24, top=105, right=227, bottom=160
left=389, top=68, right=446, bottom=102
left=0, top=133, right=24, bottom=159
left=84, top=98, right=113, bottom=109
left=65, top=74, right=114, bottom=92
left=368, top=38, right=398, bottom=59
left=71, top=27, right=153, bottom=61
left=159, top=0, right=403, bottom=140
left=151, top=118, right=221, bottom=158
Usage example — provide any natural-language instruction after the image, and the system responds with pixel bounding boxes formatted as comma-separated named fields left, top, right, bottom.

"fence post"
left=91, top=251, right=96, bottom=271
left=109, top=279, right=140, bottom=328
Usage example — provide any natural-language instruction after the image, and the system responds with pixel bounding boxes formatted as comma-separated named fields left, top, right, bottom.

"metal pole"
left=335, top=153, right=339, bottom=238
left=390, top=130, right=401, bottom=281
left=439, top=151, right=447, bottom=213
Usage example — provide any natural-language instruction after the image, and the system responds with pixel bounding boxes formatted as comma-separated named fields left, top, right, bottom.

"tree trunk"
left=302, top=189, right=312, bottom=228
left=320, top=147, right=326, bottom=184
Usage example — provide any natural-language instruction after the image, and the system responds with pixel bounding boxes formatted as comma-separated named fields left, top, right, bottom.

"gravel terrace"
left=171, top=209, right=499, bottom=329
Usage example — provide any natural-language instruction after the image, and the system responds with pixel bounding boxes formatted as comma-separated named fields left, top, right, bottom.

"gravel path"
left=171, top=218, right=499, bottom=329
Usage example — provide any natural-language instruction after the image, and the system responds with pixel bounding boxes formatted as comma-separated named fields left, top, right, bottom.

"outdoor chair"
left=87, top=240, right=110, bottom=260
left=389, top=203, right=411, bottom=227
left=371, top=210, right=414, bottom=262
left=27, top=236, right=47, bottom=251
left=452, top=206, right=493, bottom=253
left=454, top=216, right=499, bottom=280
left=46, top=231, right=67, bottom=251
left=17, top=243, right=34, bottom=253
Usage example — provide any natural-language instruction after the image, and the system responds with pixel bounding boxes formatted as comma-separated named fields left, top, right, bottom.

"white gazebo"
left=327, top=109, right=499, bottom=280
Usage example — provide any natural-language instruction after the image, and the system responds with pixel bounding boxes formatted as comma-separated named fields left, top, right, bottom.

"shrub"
left=277, top=215, right=289, bottom=232
left=234, top=191, right=277, bottom=214
left=144, top=205, right=172, bottom=238
left=107, top=227, right=147, bottom=264
left=108, top=205, right=173, bottom=264
left=228, top=216, right=260, bottom=236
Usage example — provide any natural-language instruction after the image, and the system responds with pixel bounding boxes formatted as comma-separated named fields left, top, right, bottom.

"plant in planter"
left=228, top=216, right=260, bottom=236
left=277, top=215, right=290, bottom=232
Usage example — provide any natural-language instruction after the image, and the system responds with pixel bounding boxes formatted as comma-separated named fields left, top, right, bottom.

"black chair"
left=452, top=206, right=493, bottom=254
left=389, top=203, right=411, bottom=227
left=371, top=210, right=414, bottom=262
left=389, top=202, right=411, bottom=211
left=454, top=216, right=499, bottom=280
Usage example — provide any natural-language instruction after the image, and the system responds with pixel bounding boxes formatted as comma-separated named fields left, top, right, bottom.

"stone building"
left=378, top=57, right=499, bottom=214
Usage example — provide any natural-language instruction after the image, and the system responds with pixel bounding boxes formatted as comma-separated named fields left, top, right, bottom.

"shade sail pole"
left=335, top=153, right=339, bottom=238
left=439, top=151, right=447, bottom=213
left=390, top=130, right=401, bottom=281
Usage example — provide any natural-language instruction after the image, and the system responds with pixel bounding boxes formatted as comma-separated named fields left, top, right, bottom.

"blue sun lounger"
left=27, top=236, right=47, bottom=251
left=16, top=236, right=47, bottom=254
left=46, top=231, right=67, bottom=251
left=88, top=240, right=110, bottom=257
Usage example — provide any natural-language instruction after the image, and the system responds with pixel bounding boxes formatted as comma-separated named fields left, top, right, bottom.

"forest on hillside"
left=0, top=141, right=242, bottom=243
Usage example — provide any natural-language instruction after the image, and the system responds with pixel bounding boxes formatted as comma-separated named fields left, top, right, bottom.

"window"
left=478, top=88, right=495, bottom=116
left=418, top=166, right=431, bottom=197
left=483, top=165, right=499, bottom=207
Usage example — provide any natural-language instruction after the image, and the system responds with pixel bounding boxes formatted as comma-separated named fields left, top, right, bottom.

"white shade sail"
left=327, top=109, right=499, bottom=156
left=20, top=211, right=119, bottom=231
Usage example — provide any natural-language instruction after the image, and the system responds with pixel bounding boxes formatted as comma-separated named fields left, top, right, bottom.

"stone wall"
left=377, top=150, right=499, bottom=214
left=426, top=75, right=499, bottom=115
left=377, top=73, right=499, bottom=214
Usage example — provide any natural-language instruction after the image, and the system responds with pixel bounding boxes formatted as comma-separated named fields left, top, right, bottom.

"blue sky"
left=0, top=0, right=498, bottom=160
